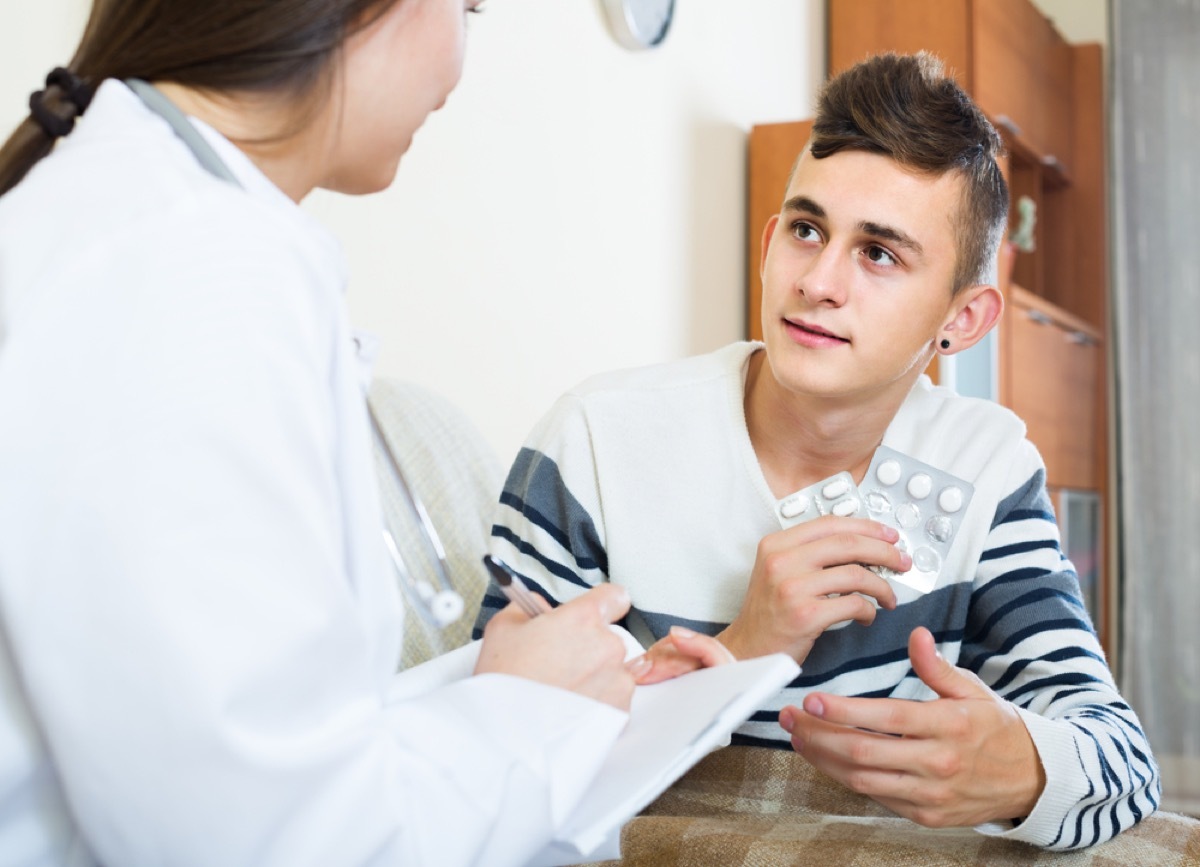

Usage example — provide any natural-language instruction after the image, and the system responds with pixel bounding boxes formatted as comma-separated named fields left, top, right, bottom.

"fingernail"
left=670, top=625, right=696, bottom=639
left=884, top=525, right=900, bottom=542
left=604, top=587, right=631, bottom=619
left=780, top=708, right=795, bottom=733
left=899, top=551, right=912, bottom=570
left=626, top=656, right=652, bottom=675
left=805, top=695, right=825, bottom=718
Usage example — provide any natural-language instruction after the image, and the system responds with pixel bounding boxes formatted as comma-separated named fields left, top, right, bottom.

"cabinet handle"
left=1026, top=309, right=1053, bottom=326
left=1042, top=154, right=1063, bottom=172
left=995, top=114, right=1023, bottom=139
left=1068, top=330, right=1097, bottom=346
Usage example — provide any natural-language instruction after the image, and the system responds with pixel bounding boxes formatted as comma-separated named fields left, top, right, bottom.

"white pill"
left=832, top=497, right=861, bottom=517
left=938, top=486, right=964, bottom=513
left=907, top=473, right=933, bottom=499
left=822, top=477, right=850, bottom=499
left=780, top=493, right=811, bottom=519
left=876, top=460, right=902, bottom=486
left=896, top=503, right=921, bottom=528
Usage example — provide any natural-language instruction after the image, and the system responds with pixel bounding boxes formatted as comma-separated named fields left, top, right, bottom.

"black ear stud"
left=940, top=339, right=951, bottom=350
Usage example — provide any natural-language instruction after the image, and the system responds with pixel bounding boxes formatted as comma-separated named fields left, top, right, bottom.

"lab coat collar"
left=85, top=79, right=348, bottom=289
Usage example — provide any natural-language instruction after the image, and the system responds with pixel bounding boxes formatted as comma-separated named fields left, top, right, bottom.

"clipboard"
left=388, top=637, right=800, bottom=865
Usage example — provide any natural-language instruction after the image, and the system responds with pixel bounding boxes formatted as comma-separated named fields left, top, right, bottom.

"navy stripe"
left=984, top=646, right=1105, bottom=693
left=997, top=507, right=1056, bottom=525
left=1007, top=671, right=1108, bottom=704
left=979, top=538, right=1060, bottom=562
left=966, top=587, right=1087, bottom=648
left=490, top=524, right=593, bottom=591
left=964, top=598, right=1089, bottom=658
left=969, top=565, right=1052, bottom=609
left=499, top=448, right=609, bottom=574
left=498, top=491, right=605, bottom=572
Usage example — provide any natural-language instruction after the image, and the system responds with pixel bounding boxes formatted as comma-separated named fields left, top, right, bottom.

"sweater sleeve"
left=473, top=393, right=612, bottom=637
left=962, top=439, right=1160, bottom=849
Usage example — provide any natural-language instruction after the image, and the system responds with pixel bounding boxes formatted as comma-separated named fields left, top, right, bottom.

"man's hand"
left=475, top=584, right=637, bottom=711
left=778, top=626, right=1046, bottom=828
left=630, top=626, right=737, bottom=685
left=717, top=516, right=907, bottom=663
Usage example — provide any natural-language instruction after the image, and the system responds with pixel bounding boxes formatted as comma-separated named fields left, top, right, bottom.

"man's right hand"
left=717, top=515, right=907, bottom=664
left=474, top=584, right=637, bottom=712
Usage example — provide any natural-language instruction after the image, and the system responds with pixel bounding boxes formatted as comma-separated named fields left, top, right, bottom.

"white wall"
left=0, top=1, right=825, bottom=464
left=1031, top=0, right=1109, bottom=44
left=308, top=2, right=825, bottom=463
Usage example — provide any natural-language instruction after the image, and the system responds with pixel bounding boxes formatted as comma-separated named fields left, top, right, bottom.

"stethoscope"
left=125, top=78, right=465, bottom=628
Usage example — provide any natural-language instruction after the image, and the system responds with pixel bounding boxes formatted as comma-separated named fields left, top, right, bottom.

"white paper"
left=390, top=639, right=800, bottom=866
left=529, top=652, right=800, bottom=863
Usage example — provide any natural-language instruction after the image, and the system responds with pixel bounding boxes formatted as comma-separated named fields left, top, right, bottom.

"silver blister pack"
left=775, top=471, right=868, bottom=529
left=861, top=445, right=974, bottom=594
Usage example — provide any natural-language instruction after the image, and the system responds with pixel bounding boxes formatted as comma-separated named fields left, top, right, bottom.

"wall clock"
left=601, top=0, right=676, bottom=50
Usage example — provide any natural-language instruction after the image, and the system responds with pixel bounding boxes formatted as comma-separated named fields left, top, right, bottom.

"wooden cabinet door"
left=972, top=0, right=1050, bottom=155
left=747, top=121, right=812, bottom=343
left=1008, top=292, right=1100, bottom=490
left=828, top=0, right=971, bottom=83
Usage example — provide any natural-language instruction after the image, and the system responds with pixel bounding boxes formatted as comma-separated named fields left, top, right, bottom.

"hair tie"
left=28, top=67, right=95, bottom=140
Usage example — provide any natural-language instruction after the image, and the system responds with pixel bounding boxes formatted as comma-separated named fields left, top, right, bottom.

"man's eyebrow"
left=782, top=195, right=824, bottom=217
left=860, top=221, right=924, bottom=258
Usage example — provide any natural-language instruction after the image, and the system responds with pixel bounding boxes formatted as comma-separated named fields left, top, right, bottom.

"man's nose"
left=796, top=245, right=849, bottom=306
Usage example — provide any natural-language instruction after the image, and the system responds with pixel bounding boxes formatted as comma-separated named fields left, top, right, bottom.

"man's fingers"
left=781, top=514, right=900, bottom=545
left=633, top=628, right=735, bottom=685
left=667, top=625, right=736, bottom=667
left=799, top=691, right=931, bottom=738
left=908, top=627, right=985, bottom=700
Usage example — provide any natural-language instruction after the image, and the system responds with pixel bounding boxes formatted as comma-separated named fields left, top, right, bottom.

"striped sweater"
left=473, top=341, right=1159, bottom=849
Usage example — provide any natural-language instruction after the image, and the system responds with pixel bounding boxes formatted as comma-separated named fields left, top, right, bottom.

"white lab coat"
left=0, top=80, right=626, bottom=867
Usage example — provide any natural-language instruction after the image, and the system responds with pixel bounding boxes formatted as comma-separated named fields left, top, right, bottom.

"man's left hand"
left=778, top=626, right=1046, bottom=828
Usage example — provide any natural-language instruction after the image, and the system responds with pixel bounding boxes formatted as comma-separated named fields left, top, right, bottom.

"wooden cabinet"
left=829, top=0, right=1075, bottom=174
left=1006, top=287, right=1101, bottom=491
left=748, top=0, right=1112, bottom=651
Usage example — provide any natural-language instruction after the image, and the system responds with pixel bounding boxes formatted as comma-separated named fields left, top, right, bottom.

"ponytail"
left=0, top=68, right=95, bottom=196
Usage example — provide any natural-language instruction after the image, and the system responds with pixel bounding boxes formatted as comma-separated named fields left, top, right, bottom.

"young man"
left=473, top=53, right=1159, bottom=849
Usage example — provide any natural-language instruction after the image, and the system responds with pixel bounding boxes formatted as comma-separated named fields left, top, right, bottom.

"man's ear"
left=938, top=284, right=1004, bottom=353
left=759, top=214, right=780, bottom=281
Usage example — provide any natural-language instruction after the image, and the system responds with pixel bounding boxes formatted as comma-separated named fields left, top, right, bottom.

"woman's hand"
left=474, top=584, right=638, bottom=711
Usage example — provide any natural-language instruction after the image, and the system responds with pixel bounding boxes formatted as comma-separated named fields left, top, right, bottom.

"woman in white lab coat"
left=0, top=1, right=728, bottom=864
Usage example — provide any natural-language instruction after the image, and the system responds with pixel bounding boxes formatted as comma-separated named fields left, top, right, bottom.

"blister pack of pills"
left=775, top=471, right=867, bottom=529
left=860, top=445, right=974, bottom=594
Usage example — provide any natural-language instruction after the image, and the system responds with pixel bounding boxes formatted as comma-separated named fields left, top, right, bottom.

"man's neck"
left=743, top=349, right=918, bottom=499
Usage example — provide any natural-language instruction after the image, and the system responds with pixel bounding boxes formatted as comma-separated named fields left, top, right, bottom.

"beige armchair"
left=368, top=378, right=503, bottom=669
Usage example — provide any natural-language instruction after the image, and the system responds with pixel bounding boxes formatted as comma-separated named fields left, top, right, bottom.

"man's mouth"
left=785, top=318, right=849, bottom=344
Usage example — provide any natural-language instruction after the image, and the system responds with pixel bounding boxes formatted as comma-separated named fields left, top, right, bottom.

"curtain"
left=1111, top=0, right=1200, bottom=817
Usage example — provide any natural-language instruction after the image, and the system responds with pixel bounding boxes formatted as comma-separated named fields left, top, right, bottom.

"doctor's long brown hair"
left=0, top=0, right=405, bottom=196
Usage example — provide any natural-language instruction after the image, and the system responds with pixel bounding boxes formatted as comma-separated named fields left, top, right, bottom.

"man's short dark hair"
left=810, top=52, right=1009, bottom=293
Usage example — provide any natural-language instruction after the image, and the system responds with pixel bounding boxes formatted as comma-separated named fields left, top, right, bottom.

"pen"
left=482, top=555, right=544, bottom=619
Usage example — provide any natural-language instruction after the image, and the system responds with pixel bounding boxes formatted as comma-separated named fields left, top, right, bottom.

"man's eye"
left=865, top=245, right=898, bottom=267
left=790, top=221, right=820, bottom=242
